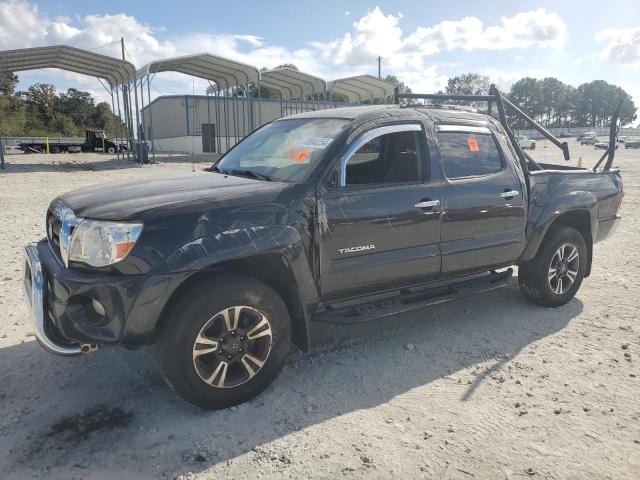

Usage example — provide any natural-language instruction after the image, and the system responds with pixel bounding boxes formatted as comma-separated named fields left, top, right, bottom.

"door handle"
left=415, top=200, right=440, bottom=209
left=499, top=190, right=520, bottom=199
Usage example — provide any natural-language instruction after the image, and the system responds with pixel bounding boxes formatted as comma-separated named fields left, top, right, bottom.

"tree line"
left=1, top=68, right=637, bottom=136
left=0, top=72, right=124, bottom=137
left=437, top=72, right=637, bottom=128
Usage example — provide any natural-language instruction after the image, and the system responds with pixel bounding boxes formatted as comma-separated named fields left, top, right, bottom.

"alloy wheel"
left=192, top=305, right=272, bottom=388
left=548, top=243, right=580, bottom=295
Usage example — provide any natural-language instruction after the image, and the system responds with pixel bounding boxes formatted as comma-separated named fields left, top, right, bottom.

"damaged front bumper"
left=23, top=240, right=189, bottom=356
left=23, top=244, right=88, bottom=356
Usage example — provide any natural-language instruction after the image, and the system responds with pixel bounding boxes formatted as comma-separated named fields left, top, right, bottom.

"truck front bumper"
left=23, top=244, right=87, bottom=356
left=23, top=240, right=189, bottom=355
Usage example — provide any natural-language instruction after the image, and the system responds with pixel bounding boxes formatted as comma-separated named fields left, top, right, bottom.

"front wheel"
left=518, top=226, right=587, bottom=307
left=157, top=275, right=292, bottom=409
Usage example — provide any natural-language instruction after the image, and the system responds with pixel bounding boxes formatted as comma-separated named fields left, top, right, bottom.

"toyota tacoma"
left=23, top=87, right=624, bottom=409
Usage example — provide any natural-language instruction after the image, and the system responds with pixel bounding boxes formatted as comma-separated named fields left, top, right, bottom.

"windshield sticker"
left=292, top=149, right=311, bottom=163
left=300, top=137, right=333, bottom=149
left=467, top=137, right=480, bottom=152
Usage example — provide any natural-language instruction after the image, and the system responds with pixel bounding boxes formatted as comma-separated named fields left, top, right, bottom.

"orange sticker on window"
left=468, top=138, right=480, bottom=152
left=292, top=149, right=311, bottom=163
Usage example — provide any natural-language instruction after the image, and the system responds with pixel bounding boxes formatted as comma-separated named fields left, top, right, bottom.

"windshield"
left=215, top=118, right=349, bottom=182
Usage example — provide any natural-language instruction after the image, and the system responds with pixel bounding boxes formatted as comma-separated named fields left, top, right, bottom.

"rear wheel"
left=107, top=146, right=116, bottom=154
left=157, top=274, right=292, bottom=409
left=518, top=226, right=587, bottom=307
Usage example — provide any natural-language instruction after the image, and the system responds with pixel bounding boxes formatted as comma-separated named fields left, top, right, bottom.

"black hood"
left=58, top=172, right=287, bottom=220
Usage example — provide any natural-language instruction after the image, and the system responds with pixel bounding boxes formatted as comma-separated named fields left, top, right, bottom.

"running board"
left=313, top=269, right=513, bottom=325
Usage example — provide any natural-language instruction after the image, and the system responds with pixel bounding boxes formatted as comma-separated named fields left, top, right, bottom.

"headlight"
left=65, top=219, right=143, bottom=267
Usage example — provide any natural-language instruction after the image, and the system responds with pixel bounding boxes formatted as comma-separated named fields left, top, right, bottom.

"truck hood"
left=58, top=172, right=286, bottom=220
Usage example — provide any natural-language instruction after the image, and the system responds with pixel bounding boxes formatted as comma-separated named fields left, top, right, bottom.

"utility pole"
left=121, top=37, right=134, bottom=161
left=0, top=129, right=5, bottom=169
left=377, top=56, right=382, bottom=79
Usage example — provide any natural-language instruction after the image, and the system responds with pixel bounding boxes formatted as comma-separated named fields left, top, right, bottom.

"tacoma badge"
left=338, top=245, right=376, bottom=254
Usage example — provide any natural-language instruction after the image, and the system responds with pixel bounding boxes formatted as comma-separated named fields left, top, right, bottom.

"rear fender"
left=521, top=191, right=597, bottom=262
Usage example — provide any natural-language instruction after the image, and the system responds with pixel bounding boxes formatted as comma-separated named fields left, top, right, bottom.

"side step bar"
left=313, top=269, right=513, bottom=325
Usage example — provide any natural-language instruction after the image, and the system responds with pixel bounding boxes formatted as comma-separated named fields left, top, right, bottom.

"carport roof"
left=328, top=74, right=395, bottom=103
left=137, top=53, right=260, bottom=89
left=0, top=45, right=135, bottom=87
left=260, top=67, right=326, bottom=99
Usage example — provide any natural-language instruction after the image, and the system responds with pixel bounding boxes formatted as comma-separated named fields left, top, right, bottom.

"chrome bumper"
left=23, top=244, right=84, bottom=356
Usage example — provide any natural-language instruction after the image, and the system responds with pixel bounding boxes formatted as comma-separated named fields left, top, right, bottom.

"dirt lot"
left=0, top=142, right=639, bottom=480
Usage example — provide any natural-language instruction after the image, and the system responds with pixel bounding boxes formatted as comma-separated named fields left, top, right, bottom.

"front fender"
left=154, top=225, right=304, bottom=275
left=123, top=225, right=317, bottom=347
left=520, top=190, right=598, bottom=262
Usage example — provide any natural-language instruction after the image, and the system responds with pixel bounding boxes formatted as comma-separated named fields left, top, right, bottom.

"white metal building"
left=140, top=95, right=345, bottom=154
left=135, top=54, right=394, bottom=155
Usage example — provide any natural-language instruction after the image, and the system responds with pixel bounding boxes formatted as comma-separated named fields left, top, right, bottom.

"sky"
left=1, top=0, right=640, bottom=114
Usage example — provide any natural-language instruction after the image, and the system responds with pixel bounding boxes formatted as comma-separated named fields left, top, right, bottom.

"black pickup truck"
left=23, top=89, right=623, bottom=409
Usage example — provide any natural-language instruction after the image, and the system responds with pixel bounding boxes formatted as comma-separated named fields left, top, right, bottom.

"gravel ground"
left=0, top=141, right=639, bottom=480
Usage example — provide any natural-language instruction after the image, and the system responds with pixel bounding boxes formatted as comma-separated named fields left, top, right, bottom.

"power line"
left=68, top=39, right=120, bottom=53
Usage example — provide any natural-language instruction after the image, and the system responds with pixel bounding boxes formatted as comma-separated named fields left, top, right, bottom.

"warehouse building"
left=140, top=95, right=342, bottom=154
left=137, top=54, right=395, bottom=155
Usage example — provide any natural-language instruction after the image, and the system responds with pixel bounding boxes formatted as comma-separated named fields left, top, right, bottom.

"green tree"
left=540, top=77, right=568, bottom=126
left=0, top=71, right=18, bottom=96
left=274, top=63, right=298, bottom=71
left=91, top=101, right=123, bottom=136
left=445, top=73, right=491, bottom=96
left=509, top=77, right=543, bottom=127
left=57, top=88, right=95, bottom=126
left=21, top=83, right=57, bottom=129
left=51, top=114, right=78, bottom=136
left=378, top=74, right=411, bottom=105
left=443, top=73, right=491, bottom=107
left=576, top=80, right=636, bottom=127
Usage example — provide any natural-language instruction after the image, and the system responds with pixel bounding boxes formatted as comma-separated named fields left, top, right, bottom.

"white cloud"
left=596, top=27, right=640, bottom=66
left=0, top=1, right=570, bottom=103
left=0, top=0, right=44, bottom=49
left=311, top=7, right=405, bottom=69
left=312, top=7, right=566, bottom=71
left=401, top=8, right=566, bottom=56
left=396, top=66, right=448, bottom=94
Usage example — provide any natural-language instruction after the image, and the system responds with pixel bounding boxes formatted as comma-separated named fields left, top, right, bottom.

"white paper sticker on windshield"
left=300, top=137, right=333, bottom=149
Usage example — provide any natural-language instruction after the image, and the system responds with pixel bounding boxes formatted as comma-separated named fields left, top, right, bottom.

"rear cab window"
left=437, top=127, right=504, bottom=179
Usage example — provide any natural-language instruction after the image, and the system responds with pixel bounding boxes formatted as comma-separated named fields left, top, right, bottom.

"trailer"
left=19, top=129, right=127, bottom=154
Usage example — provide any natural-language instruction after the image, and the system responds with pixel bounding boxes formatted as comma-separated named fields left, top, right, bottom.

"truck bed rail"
left=394, top=85, right=624, bottom=172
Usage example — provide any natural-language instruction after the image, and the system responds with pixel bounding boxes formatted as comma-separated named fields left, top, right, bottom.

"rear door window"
left=438, top=132, right=503, bottom=179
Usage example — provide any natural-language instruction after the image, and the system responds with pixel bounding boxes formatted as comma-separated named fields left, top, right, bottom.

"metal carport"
left=327, top=74, right=395, bottom=103
left=260, top=67, right=326, bottom=115
left=136, top=53, right=261, bottom=157
left=0, top=45, right=138, bottom=166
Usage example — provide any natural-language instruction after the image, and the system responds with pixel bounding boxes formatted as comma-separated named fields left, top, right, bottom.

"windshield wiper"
left=225, top=169, right=272, bottom=182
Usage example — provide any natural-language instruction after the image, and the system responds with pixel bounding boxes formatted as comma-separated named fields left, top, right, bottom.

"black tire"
left=107, top=146, right=116, bottom=154
left=530, top=143, right=536, bottom=150
left=518, top=226, right=587, bottom=307
left=157, top=274, right=291, bottom=410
